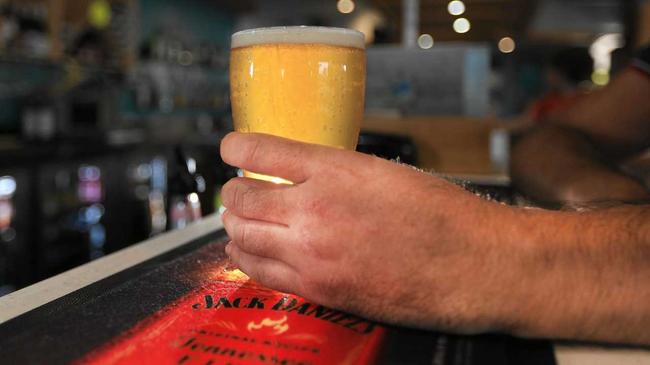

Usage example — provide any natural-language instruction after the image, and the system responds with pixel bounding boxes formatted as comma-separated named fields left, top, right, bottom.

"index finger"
left=220, top=132, right=316, bottom=183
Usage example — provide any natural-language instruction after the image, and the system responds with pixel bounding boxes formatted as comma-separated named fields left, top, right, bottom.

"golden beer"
left=230, top=26, right=366, bottom=183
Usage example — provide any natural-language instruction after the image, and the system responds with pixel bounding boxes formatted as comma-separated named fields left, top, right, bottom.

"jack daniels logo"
left=191, top=294, right=378, bottom=335
left=78, top=270, right=385, bottom=365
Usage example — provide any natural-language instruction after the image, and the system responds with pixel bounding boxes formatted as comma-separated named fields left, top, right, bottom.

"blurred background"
left=0, top=0, right=648, bottom=296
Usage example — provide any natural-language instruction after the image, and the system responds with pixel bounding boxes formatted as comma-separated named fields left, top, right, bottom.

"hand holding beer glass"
left=230, top=26, right=366, bottom=183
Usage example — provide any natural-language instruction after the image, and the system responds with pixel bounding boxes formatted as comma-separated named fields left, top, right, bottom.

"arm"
left=220, top=132, right=650, bottom=345
left=545, top=68, right=650, bottom=154
left=512, top=69, right=650, bottom=205
left=504, top=204, right=650, bottom=344
left=511, top=125, right=650, bottom=206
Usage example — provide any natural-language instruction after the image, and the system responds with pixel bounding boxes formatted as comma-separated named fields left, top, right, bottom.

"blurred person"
left=217, top=46, right=650, bottom=346
left=506, top=47, right=594, bottom=132
left=512, top=44, right=650, bottom=206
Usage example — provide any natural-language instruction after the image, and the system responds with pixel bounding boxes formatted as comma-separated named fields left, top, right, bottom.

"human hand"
left=220, top=132, right=522, bottom=334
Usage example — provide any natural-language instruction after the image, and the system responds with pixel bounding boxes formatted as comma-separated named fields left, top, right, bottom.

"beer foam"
left=231, top=26, right=365, bottom=50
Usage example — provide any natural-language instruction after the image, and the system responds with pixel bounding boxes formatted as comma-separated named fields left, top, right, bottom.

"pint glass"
left=230, top=26, right=366, bottom=183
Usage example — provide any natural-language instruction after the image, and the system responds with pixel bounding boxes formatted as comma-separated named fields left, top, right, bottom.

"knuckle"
left=220, top=179, right=238, bottom=209
left=221, top=211, right=235, bottom=237
left=232, top=184, right=254, bottom=216
left=236, top=221, right=248, bottom=245
left=235, top=225, right=270, bottom=258
left=221, top=209, right=232, bottom=226
left=245, top=138, right=263, bottom=165
left=220, top=133, right=237, bottom=162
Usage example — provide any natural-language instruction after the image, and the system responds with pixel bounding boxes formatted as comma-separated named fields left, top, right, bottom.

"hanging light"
left=453, top=18, right=471, bottom=33
left=337, top=0, right=355, bottom=14
left=447, top=1, right=466, bottom=16
left=417, top=34, right=434, bottom=49
left=498, top=37, right=516, bottom=53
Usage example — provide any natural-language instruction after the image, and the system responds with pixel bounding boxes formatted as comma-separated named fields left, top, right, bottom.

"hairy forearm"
left=505, top=205, right=650, bottom=345
left=511, top=125, right=650, bottom=206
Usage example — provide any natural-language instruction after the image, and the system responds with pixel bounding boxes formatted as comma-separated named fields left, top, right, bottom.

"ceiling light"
left=447, top=1, right=465, bottom=16
left=417, top=34, right=434, bottom=49
left=498, top=37, right=516, bottom=53
left=337, top=0, right=355, bottom=14
left=453, top=18, right=471, bottom=34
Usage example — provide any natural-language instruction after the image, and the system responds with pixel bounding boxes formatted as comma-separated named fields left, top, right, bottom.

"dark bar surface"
left=0, top=228, right=556, bottom=364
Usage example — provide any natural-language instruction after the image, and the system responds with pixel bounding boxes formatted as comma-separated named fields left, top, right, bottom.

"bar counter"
left=0, top=215, right=648, bottom=364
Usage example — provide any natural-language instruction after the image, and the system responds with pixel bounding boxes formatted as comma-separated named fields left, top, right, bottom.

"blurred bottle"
left=168, top=147, right=205, bottom=230
left=4, top=2, right=50, bottom=58
left=21, top=98, right=56, bottom=141
left=0, top=176, right=16, bottom=241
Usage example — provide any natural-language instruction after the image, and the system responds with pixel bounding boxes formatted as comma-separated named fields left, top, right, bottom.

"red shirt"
left=530, top=92, right=584, bottom=122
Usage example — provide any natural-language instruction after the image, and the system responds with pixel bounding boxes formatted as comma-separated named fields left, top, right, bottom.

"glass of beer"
left=230, top=26, right=366, bottom=183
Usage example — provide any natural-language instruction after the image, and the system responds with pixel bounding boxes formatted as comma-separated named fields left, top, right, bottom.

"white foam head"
left=231, top=26, right=365, bottom=50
